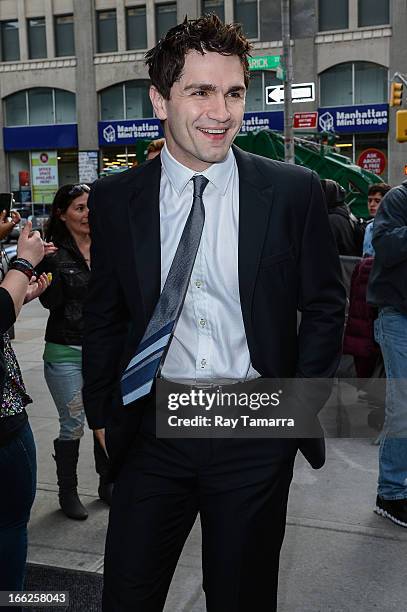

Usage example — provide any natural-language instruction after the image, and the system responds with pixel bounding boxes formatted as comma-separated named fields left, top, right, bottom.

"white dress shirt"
left=159, top=144, right=259, bottom=383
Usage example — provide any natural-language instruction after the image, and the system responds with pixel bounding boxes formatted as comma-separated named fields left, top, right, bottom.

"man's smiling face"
left=150, top=50, right=246, bottom=171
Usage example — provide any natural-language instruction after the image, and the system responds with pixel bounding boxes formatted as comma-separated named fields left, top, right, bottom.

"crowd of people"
left=0, top=12, right=406, bottom=612
left=319, top=174, right=407, bottom=527
left=1, top=150, right=405, bottom=609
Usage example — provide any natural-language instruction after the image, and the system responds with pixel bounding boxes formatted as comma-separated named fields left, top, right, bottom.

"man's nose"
left=207, top=94, right=231, bottom=123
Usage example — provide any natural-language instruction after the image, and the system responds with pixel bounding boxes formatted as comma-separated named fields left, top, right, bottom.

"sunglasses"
left=68, top=184, right=90, bottom=197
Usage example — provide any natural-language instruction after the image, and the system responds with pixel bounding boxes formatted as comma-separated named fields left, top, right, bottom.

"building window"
left=234, top=0, right=258, bottom=39
left=126, top=6, right=147, bottom=50
left=55, top=15, right=75, bottom=57
left=100, top=85, right=124, bottom=121
left=202, top=0, right=225, bottom=22
left=320, top=63, right=352, bottom=106
left=0, top=21, right=20, bottom=61
left=58, top=150, right=80, bottom=185
left=354, top=63, right=387, bottom=104
left=8, top=151, right=30, bottom=195
left=245, top=71, right=281, bottom=112
left=4, top=88, right=76, bottom=126
left=320, top=62, right=387, bottom=107
left=155, top=3, right=177, bottom=41
left=358, top=0, right=389, bottom=27
left=27, top=17, right=47, bottom=59
left=55, top=90, right=76, bottom=123
left=5, top=91, right=27, bottom=126
left=318, top=0, right=348, bottom=31
left=100, top=81, right=153, bottom=121
left=29, top=88, right=54, bottom=124
left=126, top=81, right=152, bottom=118
left=96, top=10, right=118, bottom=53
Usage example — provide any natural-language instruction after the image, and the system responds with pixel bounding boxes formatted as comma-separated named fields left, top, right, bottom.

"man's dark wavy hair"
left=367, top=182, right=391, bottom=197
left=145, top=14, right=252, bottom=100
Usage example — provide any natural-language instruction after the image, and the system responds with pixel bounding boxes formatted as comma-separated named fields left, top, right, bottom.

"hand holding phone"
left=17, top=220, right=44, bottom=267
left=0, top=193, right=13, bottom=219
left=0, top=207, right=18, bottom=241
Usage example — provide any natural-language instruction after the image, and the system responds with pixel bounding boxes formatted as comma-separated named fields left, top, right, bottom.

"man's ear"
left=150, top=85, right=168, bottom=121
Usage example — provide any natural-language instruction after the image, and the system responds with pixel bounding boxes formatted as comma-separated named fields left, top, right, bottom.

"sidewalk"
left=14, top=300, right=407, bottom=611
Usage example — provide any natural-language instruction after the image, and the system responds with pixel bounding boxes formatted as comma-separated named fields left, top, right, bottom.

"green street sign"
left=248, top=55, right=281, bottom=71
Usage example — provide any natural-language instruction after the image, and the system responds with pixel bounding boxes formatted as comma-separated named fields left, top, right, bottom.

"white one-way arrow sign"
left=265, top=82, right=315, bottom=105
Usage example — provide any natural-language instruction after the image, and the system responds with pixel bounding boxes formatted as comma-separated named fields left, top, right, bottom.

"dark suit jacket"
left=83, top=146, right=346, bottom=472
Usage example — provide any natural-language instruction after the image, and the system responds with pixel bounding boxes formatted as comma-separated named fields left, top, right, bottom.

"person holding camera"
left=0, top=221, right=51, bottom=598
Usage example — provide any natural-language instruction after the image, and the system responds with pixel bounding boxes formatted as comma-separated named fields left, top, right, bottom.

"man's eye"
left=193, top=90, right=208, bottom=96
left=229, top=91, right=242, bottom=98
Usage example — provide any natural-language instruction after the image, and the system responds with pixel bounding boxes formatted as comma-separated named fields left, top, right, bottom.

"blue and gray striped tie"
left=121, top=174, right=209, bottom=405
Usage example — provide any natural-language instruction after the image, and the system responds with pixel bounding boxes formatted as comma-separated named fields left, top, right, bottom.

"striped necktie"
left=121, top=174, right=209, bottom=405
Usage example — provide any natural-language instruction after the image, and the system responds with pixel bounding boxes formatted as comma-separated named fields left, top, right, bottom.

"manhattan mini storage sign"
left=99, top=119, right=164, bottom=146
left=99, top=113, right=285, bottom=145
left=318, top=103, right=388, bottom=134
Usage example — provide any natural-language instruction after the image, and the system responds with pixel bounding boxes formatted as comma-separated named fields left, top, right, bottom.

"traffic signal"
left=390, top=81, right=403, bottom=107
left=396, top=110, right=407, bottom=142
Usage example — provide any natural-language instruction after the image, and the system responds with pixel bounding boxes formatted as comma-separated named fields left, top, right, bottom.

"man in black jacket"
left=83, top=15, right=345, bottom=611
left=321, top=178, right=362, bottom=256
left=368, top=180, right=407, bottom=528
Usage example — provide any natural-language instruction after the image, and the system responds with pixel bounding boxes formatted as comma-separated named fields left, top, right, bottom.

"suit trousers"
left=103, top=406, right=296, bottom=612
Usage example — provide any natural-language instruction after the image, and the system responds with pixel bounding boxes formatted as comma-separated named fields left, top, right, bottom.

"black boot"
left=53, top=439, right=88, bottom=520
left=93, top=434, right=113, bottom=506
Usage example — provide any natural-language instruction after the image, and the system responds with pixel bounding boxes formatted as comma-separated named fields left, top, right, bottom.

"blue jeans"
left=44, top=361, right=85, bottom=440
left=374, top=308, right=407, bottom=499
left=0, top=421, right=37, bottom=592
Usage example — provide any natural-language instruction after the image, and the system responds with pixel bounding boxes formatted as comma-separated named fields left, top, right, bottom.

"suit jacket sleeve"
left=82, top=181, right=130, bottom=430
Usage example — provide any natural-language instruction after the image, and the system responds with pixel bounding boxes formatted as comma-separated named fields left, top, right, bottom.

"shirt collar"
left=161, top=143, right=235, bottom=196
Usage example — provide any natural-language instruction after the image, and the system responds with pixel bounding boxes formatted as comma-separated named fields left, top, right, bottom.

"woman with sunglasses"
left=39, top=184, right=112, bottom=520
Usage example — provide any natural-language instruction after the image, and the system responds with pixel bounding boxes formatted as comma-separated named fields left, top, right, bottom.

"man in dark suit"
left=83, top=14, right=345, bottom=612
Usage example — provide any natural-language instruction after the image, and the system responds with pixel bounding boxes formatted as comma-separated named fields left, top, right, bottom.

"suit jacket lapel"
left=127, top=156, right=162, bottom=325
left=233, top=145, right=274, bottom=340
left=126, top=147, right=274, bottom=338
